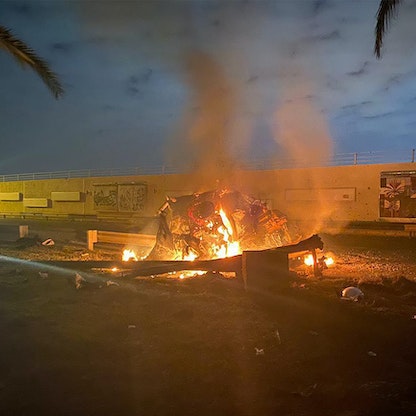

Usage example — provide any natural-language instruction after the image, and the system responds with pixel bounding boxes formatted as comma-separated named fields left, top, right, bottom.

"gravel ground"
left=1, top=230, right=416, bottom=415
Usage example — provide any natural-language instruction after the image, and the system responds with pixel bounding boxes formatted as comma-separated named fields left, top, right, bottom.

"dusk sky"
left=1, top=0, right=416, bottom=174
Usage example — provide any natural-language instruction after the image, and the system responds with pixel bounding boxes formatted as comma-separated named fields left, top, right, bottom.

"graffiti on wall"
left=93, top=183, right=147, bottom=212
left=380, top=171, right=416, bottom=218
left=118, top=184, right=147, bottom=212
left=93, top=184, right=118, bottom=211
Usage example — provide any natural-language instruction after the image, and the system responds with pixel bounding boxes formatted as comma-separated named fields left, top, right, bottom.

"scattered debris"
left=38, top=271, right=48, bottom=279
left=128, top=325, right=136, bottom=329
left=75, top=272, right=86, bottom=290
left=291, top=281, right=308, bottom=289
left=106, top=280, right=120, bottom=287
left=41, top=238, right=55, bottom=246
left=308, top=330, right=319, bottom=336
left=341, top=286, right=364, bottom=301
left=368, top=351, right=377, bottom=357
left=255, top=347, right=264, bottom=355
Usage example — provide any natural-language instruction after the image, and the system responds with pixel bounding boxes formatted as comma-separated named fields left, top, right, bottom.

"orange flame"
left=122, top=249, right=138, bottom=262
left=214, top=208, right=241, bottom=259
left=325, top=257, right=334, bottom=266
left=184, top=250, right=198, bottom=261
left=303, top=254, right=334, bottom=267
left=304, top=254, right=314, bottom=266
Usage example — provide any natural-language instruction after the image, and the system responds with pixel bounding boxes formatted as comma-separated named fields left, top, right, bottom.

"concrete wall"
left=0, top=162, right=414, bottom=226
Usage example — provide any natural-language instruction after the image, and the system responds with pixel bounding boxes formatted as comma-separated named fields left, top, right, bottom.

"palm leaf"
left=374, top=0, right=402, bottom=58
left=0, top=25, right=64, bottom=99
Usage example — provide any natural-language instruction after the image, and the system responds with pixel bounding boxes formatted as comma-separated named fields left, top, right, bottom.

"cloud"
left=51, top=42, right=72, bottom=53
left=347, top=61, right=370, bottom=77
left=1, top=0, right=416, bottom=174
left=2, top=1, right=43, bottom=17
left=312, top=0, right=331, bottom=16
left=363, top=111, right=396, bottom=120
left=312, top=30, right=341, bottom=42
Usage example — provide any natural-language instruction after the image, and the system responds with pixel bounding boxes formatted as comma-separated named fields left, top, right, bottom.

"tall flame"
left=219, top=209, right=233, bottom=238
left=215, top=208, right=241, bottom=258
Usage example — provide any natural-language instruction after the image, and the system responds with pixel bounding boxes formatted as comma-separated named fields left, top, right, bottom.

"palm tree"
left=374, top=0, right=402, bottom=58
left=0, top=25, right=64, bottom=99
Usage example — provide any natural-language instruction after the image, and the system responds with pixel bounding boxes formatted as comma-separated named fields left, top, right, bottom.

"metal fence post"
left=412, top=148, right=415, bottom=163
left=353, top=153, right=358, bottom=165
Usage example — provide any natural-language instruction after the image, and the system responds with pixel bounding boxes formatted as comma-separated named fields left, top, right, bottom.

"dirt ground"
left=0, top=231, right=416, bottom=416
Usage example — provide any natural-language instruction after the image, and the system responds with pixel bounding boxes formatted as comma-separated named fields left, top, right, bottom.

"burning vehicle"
left=78, top=189, right=332, bottom=282
left=147, top=189, right=292, bottom=261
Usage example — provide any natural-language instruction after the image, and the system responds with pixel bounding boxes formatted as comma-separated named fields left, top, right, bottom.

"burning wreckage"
left=147, top=189, right=292, bottom=261
left=130, top=189, right=330, bottom=281
left=44, top=190, right=330, bottom=287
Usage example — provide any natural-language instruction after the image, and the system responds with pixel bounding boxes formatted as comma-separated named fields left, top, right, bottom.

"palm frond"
left=374, top=0, right=402, bottom=58
left=0, top=25, right=64, bottom=99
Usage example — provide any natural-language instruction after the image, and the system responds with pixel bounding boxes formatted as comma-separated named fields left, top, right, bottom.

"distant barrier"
left=87, top=230, right=156, bottom=251
left=0, top=149, right=414, bottom=182
left=404, top=224, right=416, bottom=238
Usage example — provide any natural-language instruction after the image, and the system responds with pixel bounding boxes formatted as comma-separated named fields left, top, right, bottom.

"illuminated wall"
left=0, top=163, right=415, bottom=226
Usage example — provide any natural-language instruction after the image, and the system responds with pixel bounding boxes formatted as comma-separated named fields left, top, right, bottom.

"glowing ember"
left=325, top=257, right=335, bottom=266
left=303, top=253, right=335, bottom=267
left=304, top=254, right=314, bottom=266
left=122, top=249, right=138, bottom=262
left=179, top=270, right=206, bottom=280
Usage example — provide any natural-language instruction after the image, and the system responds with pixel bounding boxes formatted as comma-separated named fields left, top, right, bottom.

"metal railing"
left=0, top=149, right=414, bottom=182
